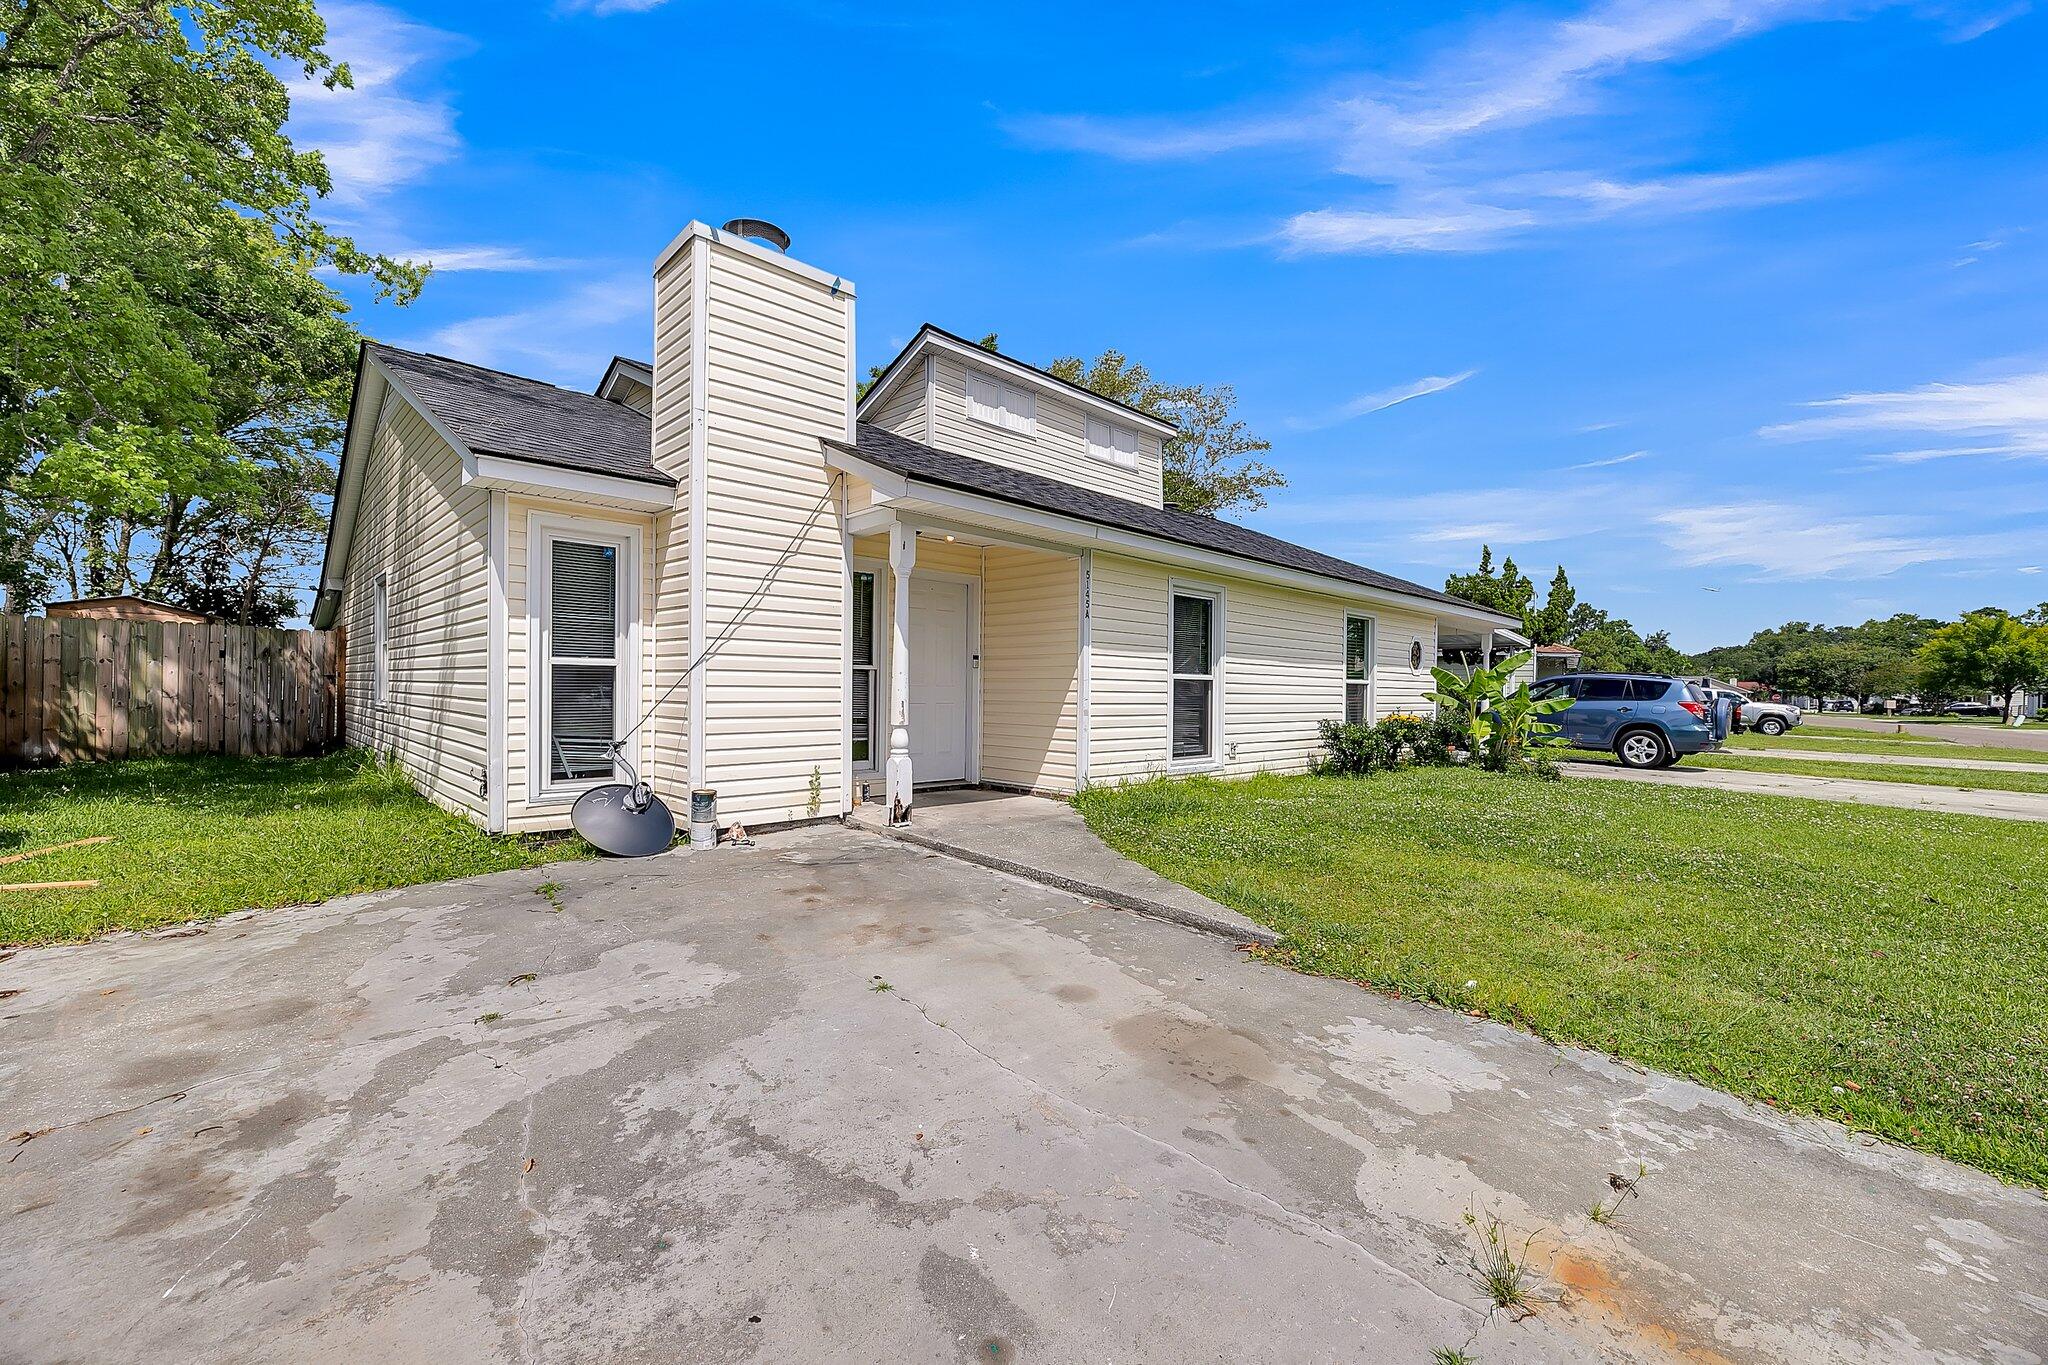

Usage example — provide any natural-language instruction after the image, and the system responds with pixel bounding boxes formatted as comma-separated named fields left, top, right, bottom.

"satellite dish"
left=570, top=746, right=676, bottom=857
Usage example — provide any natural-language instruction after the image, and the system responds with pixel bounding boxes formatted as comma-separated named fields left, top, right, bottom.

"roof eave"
left=855, top=325, right=1180, bottom=438
left=825, top=438, right=1518, bottom=627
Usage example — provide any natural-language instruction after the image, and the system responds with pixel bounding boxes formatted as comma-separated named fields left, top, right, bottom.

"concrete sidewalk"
left=1573, top=759, right=2048, bottom=820
left=849, top=787, right=1281, bottom=946
left=1808, top=714, right=2048, bottom=751
left=1740, top=745, right=2048, bottom=773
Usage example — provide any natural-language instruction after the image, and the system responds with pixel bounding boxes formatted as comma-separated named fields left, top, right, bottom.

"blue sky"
left=295, top=0, right=2048, bottom=650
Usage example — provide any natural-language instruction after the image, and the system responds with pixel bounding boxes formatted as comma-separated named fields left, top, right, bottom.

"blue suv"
left=1528, top=673, right=1727, bottom=768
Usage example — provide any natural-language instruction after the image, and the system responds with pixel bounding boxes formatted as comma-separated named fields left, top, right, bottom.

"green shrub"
left=1313, top=713, right=1463, bottom=776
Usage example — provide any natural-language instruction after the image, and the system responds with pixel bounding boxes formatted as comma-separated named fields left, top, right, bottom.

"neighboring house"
left=311, top=220, right=1523, bottom=833
left=1533, top=643, right=1582, bottom=678
left=44, top=595, right=216, bottom=624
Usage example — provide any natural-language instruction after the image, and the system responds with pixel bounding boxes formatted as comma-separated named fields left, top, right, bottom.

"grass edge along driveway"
left=0, top=752, right=589, bottom=946
left=1075, top=768, right=2048, bottom=1187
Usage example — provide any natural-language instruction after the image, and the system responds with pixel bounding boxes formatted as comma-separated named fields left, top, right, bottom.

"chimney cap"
left=720, top=218, right=791, bottom=253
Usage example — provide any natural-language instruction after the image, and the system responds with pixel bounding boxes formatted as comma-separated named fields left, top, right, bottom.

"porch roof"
left=825, top=423, right=1514, bottom=624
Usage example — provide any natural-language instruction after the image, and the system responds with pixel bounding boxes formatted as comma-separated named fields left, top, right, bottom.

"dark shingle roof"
left=371, top=343, right=667, bottom=485
left=829, top=423, right=1507, bottom=620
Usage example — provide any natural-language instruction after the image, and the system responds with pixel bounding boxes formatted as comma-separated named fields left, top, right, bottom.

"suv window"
left=1628, top=678, right=1676, bottom=701
left=1529, top=678, right=1575, bottom=702
left=1578, top=678, right=1630, bottom=701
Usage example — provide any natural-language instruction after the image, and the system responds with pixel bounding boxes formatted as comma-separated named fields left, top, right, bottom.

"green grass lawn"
left=1728, top=731, right=2048, bottom=764
left=0, top=753, right=589, bottom=946
left=1075, top=769, right=2048, bottom=1185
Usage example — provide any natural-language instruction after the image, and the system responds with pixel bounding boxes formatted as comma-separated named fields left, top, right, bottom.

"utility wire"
left=609, top=472, right=845, bottom=756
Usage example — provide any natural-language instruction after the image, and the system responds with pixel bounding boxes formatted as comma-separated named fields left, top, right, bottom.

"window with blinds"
left=1086, top=417, right=1139, bottom=469
left=372, top=573, right=390, bottom=708
left=547, top=538, right=620, bottom=784
left=851, top=571, right=877, bottom=765
left=1344, top=615, right=1374, bottom=724
left=1171, top=591, right=1217, bottom=762
left=965, top=370, right=1037, bottom=436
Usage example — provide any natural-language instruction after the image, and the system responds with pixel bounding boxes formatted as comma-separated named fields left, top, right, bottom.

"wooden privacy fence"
left=0, top=614, right=343, bottom=766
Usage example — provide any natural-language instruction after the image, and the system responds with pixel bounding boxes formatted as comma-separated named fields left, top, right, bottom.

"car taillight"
left=1679, top=700, right=1707, bottom=720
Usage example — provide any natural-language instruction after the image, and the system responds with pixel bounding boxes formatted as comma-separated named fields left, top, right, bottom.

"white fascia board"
left=597, top=357, right=653, bottom=400
left=846, top=506, right=898, bottom=538
left=822, top=444, right=907, bottom=500
left=311, top=358, right=387, bottom=618
left=650, top=220, right=856, bottom=298
left=466, top=454, right=675, bottom=512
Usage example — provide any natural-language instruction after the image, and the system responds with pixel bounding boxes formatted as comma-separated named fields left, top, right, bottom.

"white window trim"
left=1086, top=416, right=1140, bottom=470
left=850, top=563, right=883, bottom=774
left=1166, top=580, right=1225, bottom=772
left=527, top=510, right=642, bottom=806
left=964, top=368, right=1038, bottom=438
left=372, top=572, right=391, bottom=710
left=1345, top=610, right=1377, bottom=725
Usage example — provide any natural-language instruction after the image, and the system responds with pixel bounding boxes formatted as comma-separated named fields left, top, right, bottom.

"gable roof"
left=371, top=343, right=667, bottom=485
left=856, top=324, right=1180, bottom=437
left=828, top=423, right=1511, bottom=622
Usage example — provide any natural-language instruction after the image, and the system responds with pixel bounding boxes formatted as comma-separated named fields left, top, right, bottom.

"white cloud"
left=1762, top=368, right=2048, bottom=460
left=1016, top=0, right=1916, bottom=255
left=426, top=275, right=648, bottom=381
left=2020, top=565, right=2044, bottom=574
left=1276, top=165, right=1828, bottom=255
left=557, top=0, right=674, bottom=11
left=1654, top=502, right=1960, bottom=578
left=288, top=3, right=466, bottom=206
left=399, top=245, right=583, bottom=272
left=1567, top=449, right=1651, bottom=470
left=1288, top=369, right=1477, bottom=428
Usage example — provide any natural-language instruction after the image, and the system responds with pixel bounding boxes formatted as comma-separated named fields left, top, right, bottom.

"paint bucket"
left=690, top=788, right=718, bottom=849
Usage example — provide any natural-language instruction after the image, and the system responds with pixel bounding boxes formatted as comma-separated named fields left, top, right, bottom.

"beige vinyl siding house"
left=314, top=219, right=1525, bottom=837
left=335, top=391, right=491, bottom=821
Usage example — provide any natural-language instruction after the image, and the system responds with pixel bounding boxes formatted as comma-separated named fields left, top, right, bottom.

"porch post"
left=885, top=521, right=916, bottom=824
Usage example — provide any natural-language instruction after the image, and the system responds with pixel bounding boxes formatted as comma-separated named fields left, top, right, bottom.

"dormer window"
left=966, top=370, right=1036, bottom=436
left=1086, top=417, right=1140, bottom=469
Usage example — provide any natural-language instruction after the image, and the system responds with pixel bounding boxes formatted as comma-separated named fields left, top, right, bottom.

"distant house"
left=1533, top=643, right=1582, bottom=678
left=44, top=595, right=214, bottom=624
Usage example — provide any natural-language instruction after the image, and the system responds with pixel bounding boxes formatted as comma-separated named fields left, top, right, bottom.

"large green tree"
left=0, top=0, right=423, bottom=619
left=1046, top=348, right=1282, bottom=518
left=1442, top=545, right=1536, bottom=620
left=1522, top=565, right=1577, bottom=645
left=1916, top=610, right=2048, bottom=717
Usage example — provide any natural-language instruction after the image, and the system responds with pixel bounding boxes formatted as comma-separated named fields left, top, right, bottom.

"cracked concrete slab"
left=1, top=826, right=2042, bottom=1363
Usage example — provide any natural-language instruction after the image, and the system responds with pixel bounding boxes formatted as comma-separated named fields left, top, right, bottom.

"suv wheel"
left=1756, top=716, right=1787, bottom=737
left=1616, top=729, right=1671, bottom=769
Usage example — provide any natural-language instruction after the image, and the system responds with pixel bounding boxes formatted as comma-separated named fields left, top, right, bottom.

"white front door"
left=908, top=577, right=970, bottom=783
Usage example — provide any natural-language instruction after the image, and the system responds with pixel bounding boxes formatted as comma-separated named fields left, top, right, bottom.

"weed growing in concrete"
left=535, top=881, right=565, bottom=912
left=869, top=978, right=894, bottom=993
left=1588, top=1162, right=1648, bottom=1226
left=1464, top=1208, right=1541, bottom=1318
left=1431, top=1350, right=1478, bottom=1365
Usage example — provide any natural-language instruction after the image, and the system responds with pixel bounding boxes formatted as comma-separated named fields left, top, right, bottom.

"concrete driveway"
left=2, top=826, right=2044, bottom=1363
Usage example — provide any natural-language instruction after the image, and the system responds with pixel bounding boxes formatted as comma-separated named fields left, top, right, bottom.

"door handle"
left=1616, top=706, right=1632, bottom=714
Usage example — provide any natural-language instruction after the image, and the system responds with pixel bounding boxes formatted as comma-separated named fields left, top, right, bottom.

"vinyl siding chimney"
left=649, top=222, right=855, bottom=825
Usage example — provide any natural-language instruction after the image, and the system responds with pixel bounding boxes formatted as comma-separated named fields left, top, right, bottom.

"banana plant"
left=1426, top=651, right=1571, bottom=771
